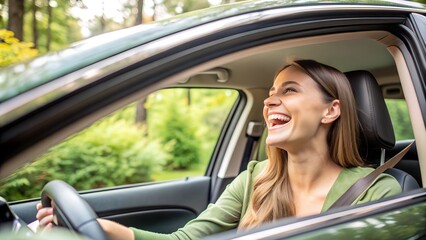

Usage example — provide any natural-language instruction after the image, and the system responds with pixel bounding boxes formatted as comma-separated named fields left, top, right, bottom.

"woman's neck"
left=287, top=147, right=342, bottom=193
left=286, top=147, right=343, bottom=217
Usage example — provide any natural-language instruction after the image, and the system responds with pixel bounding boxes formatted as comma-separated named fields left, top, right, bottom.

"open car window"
left=385, top=99, right=414, bottom=141
left=0, top=88, right=239, bottom=202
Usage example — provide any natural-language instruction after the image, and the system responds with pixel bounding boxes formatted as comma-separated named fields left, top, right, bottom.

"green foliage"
left=0, top=111, right=168, bottom=201
left=413, top=0, right=426, bottom=4
left=150, top=89, right=201, bottom=170
left=162, top=0, right=210, bottom=14
left=0, top=29, right=38, bottom=66
left=22, top=0, right=82, bottom=53
left=191, top=89, right=238, bottom=162
left=146, top=88, right=238, bottom=170
left=0, top=88, right=238, bottom=201
left=192, top=89, right=237, bottom=142
left=385, top=99, right=415, bottom=140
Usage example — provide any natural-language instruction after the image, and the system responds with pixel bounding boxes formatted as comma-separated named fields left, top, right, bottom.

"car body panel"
left=205, top=189, right=426, bottom=239
left=291, top=203, right=426, bottom=240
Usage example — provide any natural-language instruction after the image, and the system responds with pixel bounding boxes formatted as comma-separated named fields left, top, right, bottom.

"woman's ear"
left=321, top=99, right=341, bottom=124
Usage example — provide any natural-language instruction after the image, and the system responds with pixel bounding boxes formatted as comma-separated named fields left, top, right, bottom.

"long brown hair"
left=239, top=59, right=363, bottom=228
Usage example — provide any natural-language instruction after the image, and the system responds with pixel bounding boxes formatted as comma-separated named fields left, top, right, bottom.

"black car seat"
left=345, top=70, right=419, bottom=191
left=252, top=70, right=419, bottom=191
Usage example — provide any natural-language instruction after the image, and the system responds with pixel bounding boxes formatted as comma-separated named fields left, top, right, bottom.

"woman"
left=36, top=59, right=401, bottom=239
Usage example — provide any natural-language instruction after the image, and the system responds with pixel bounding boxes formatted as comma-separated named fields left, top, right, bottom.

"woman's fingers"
left=36, top=206, right=53, bottom=223
left=38, top=212, right=54, bottom=227
left=35, top=201, right=56, bottom=232
left=45, top=222, right=54, bottom=230
left=36, top=221, right=54, bottom=233
left=36, top=206, right=53, bottom=219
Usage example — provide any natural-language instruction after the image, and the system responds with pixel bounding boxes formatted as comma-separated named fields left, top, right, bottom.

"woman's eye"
left=283, top=88, right=296, bottom=94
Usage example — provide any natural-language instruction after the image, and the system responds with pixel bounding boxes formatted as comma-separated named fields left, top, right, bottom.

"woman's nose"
left=264, top=94, right=280, bottom=107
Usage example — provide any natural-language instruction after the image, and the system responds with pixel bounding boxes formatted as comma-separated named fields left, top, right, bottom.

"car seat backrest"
left=345, top=70, right=395, bottom=161
left=345, top=70, right=419, bottom=191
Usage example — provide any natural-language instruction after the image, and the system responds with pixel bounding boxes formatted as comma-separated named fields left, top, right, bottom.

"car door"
left=8, top=88, right=243, bottom=232
left=206, top=189, right=426, bottom=240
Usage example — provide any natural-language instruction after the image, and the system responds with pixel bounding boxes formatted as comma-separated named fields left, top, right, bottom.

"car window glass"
left=385, top=99, right=414, bottom=140
left=0, top=88, right=239, bottom=202
left=411, top=13, right=426, bottom=46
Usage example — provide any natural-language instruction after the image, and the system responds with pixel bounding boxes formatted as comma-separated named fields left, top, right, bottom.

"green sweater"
left=132, top=161, right=401, bottom=240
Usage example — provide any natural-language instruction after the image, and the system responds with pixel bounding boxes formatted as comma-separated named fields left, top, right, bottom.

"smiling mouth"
left=268, top=114, right=291, bottom=127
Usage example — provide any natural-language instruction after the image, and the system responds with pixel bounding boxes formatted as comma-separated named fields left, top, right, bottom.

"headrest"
left=345, top=71, right=395, bottom=155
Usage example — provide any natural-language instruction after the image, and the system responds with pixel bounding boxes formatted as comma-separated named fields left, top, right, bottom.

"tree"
left=162, top=0, right=210, bottom=15
left=46, top=0, right=52, bottom=51
left=31, top=0, right=38, bottom=48
left=7, top=0, right=24, bottom=40
left=0, top=0, right=5, bottom=28
left=24, top=0, right=82, bottom=53
left=135, top=0, right=144, bottom=25
left=131, top=0, right=148, bottom=125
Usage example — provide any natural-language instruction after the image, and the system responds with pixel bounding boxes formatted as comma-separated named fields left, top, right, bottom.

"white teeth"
left=268, top=114, right=290, bottom=122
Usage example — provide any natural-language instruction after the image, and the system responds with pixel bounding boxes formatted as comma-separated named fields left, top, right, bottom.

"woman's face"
left=263, top=66, right=332, bottom=151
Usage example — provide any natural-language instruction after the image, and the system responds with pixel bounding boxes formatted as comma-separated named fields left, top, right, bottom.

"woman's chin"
left=266, top=138, right=288, bottom=147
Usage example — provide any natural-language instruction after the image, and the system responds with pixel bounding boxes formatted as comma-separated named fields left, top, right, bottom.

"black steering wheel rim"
left=41, top=180, right=107, bottom=240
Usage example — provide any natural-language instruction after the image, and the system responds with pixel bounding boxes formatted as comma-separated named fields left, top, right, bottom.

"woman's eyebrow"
left=269, top=81, right=300, bottom=92
left=282, top=81, right=300, bottom=87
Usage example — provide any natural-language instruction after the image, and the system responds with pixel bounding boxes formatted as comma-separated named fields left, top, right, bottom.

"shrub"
left=0, top=29, right=38, bottom=67
left=0, top=119, right=168, bottom=201
left=160, top=103, right=200, bottom=170
left=385, top=99, right=415, bottom=140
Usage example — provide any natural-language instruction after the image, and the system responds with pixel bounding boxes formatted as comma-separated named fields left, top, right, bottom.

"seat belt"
left=240, top=122, right=263, bottom=172
left=330, top=141, right=415, bottom=209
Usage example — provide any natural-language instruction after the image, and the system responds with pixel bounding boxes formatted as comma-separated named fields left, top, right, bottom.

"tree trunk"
left=134, top=0, right=147, bottom=125
left=187, top=88, right=191, bottom=106
left=7, top=0, right=24, bottom=40
left=0, top=0, right=5, bottom=28
left=46, top=0, right=52, bottom=51
left=100, top=0, right=106, bottom=32
left=32, top=0, right=38, bottom=48
left=135, top=99, right=147, bottom=126
left=134, top=0, right=144, bottom=25
left=152, top=1, right=157, bottom=21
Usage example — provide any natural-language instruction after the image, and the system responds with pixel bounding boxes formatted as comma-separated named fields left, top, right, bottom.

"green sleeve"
left=353, top=173, right=402, bottom=204
left=131, top=170, right=249, bottom=240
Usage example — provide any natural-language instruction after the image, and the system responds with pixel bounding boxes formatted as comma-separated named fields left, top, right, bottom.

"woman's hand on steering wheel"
left=40, top=180, right=108, bottom=240
left=35, top=202, right=55, bottom=231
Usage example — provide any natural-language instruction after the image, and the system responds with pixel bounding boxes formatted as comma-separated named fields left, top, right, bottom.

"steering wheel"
left=41, top=180, right=107, bottom=240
